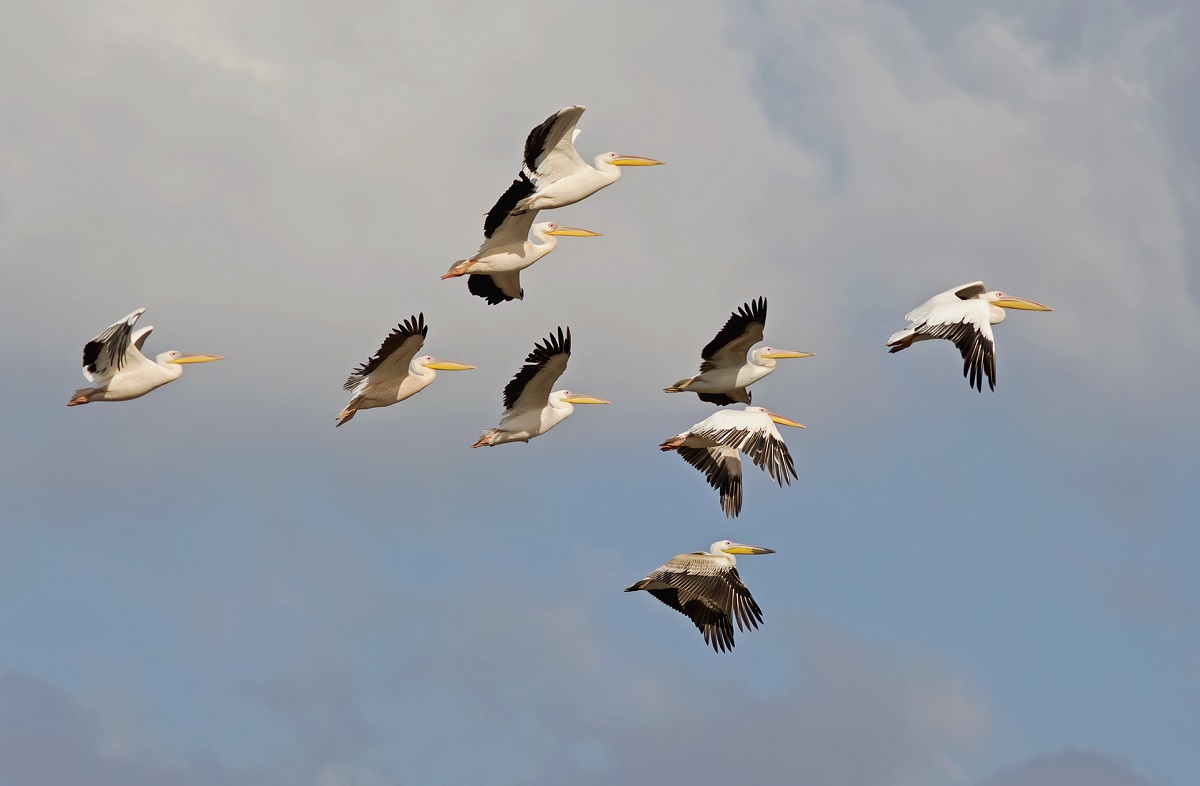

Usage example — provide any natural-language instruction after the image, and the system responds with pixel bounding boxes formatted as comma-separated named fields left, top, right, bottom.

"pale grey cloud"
left=978, top=749, right=1157, bottom=786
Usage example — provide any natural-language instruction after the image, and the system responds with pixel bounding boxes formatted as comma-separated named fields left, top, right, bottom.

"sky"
left=0, top=0, right=1197, bottom=784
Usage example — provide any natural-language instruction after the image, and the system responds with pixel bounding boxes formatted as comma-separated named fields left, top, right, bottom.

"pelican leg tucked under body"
left=625, top=540, right=775, bottom=653
left=886, top=281, right=1052, bottom=391
left=665, top=297, right=813, bottom=405
left=472, top=326, right=608, bottom=447
left=67, top=308, right=223, bottom=406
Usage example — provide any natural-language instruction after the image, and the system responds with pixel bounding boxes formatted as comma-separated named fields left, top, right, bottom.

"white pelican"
left=665, top=297, right=813, bottom=405
left=472, top=327, right=609, bottom=447
left=337, top=313, right=474, bottom=426
left=625, top=540, right=774, bottom=653
left=67, top=308, right=223, bottom=406
left=887, top=282, right=1053, bottom=391
left=484, top=105, right=662, bottom=234
left=442, top=210, right=601, bottom=305
left=660, top=406, right=804, bottom=517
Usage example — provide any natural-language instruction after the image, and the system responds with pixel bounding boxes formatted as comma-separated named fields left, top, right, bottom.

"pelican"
left=442, top=210, right=601, bottom=305
left=337, top=313, right=474, bottom=426
left=625, top=540, right=774, bottom=653
left=660, top=406, right=804, bottom=517
left=886, top=282, right=1053, bottom=391
left=484, top=105, right=662, bottom=235
left=472, top=327, right=608, bottom=447
left=665, top=297, right=813, bottom=405
left=67, top=308, right=223, bottom=406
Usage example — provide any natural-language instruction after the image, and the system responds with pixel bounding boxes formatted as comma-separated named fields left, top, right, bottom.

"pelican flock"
left=66, top=104, right=1057, bottom=655
left=67, top=308, right=223, bottom=406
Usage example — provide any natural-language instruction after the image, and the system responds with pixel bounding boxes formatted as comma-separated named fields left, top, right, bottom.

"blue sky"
left=0, top=1, right=1196, bottom=784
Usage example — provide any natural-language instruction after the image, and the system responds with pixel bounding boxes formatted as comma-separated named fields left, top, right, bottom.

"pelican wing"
left=81, top=308, right=147, bottom=382
left=700, top=297, right=767, bottom=373
left=626, top=553, right=763, bottom=653
left=692, top=422, right=797, bottom=487
left=502, top=327, right=571, bottom=411
left=676, top=446, right=743, bottom=518
left=132, top=325, right=154, bottom=351
left=898, top=298, right=996, bottom=391
left=468, top=272, right=523, bottom=305
left=484, top=174, right=536, bottom=239
left=477, top=208, right=539, bottom=255
left=522, top=105, right=587, bottom=181
left=343, top=314, right=428, bottom=393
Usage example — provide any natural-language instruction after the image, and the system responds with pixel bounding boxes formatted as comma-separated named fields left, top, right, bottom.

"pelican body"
left=67, top=308, right=223, bottom=406
left=472, top=327, right=609, bottom=447
left=443, top=210, right=601, bottom=305
left=625, top=540, right=774, bottom=653
left=660, top=406, right=805, bottom=517
left=887, top=281, right=1052, bottom=391
left=666, top=297, right=813, bottom=405
left=484, top=105, right=662, bottom=235
left=337, top=313, right=474, bottom=426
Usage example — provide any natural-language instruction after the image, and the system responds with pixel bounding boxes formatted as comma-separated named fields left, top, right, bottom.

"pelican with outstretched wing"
left=887, top=281, right=1052, bottom=391
left=67, top=308, right=223, bottom=406
left=337, top=313, right=474, bottom=426
left=666, top=297, right=813, bottom=405
left=472, top=327, right=608, bottom=447
left=660, top=406, right=804, bottom=517
left=484, top=105, right=662, bottom=234
left=625, top=540, right=775, bottom=653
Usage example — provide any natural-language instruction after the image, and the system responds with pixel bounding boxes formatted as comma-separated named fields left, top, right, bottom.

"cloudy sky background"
left=1, top=0, right=1197, bottom=783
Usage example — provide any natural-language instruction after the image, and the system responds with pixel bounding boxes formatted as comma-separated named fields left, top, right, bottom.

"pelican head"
left=541, top=222, right=602, bottom=238
left=745, top=405, right=806, bottom=429
left=419, top=356, right=475, bottom=371
left=986, top=291, right=1054, bottom=311
left=711, top=539, right=775, bottom=556
left=600, top=152, right=664, bottom=167
left=558, top=390, right=610, bottom=405
left=160, top=351, right=224, bottom=365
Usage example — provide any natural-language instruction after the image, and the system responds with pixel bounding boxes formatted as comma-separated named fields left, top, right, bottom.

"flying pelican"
left=660, top=406, right=804, bottom=517
left=665, top=297, right=813, bottom=405
left=484, top=105, right=662, bottom=236
left=337, top=313, right=474, bottom=426
left=442, top=210, right=601, bottom=305
left=886, top=281, right=1053, bottom=391
left=472, top=327, right=608, bottom=447
left=67, top=308, right=223, bottom=406
left=625, top=540, right=775, bottom=653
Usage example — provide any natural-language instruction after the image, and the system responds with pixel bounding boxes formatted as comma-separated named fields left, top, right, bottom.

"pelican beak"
left=563, top=394, right=610, bottom=405
left=545, top=226, right=602, bottom=237
left=723, top=544, right=776, bottom=555
left=761, top=350, right=815, bottom=359
left=993, top=296, right=1053, bottom=311
left=768, top=412, right=806, bottom=429
left=610, top=155, right=664, bottom=167
left=169, top=354, right=224, bottom=364
left=423, top=359, right=475, bottom=371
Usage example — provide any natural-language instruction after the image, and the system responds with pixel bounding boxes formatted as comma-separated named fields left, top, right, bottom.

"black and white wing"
left=676, top=446, right=743, bottom=517
left=699, top=297, right=767, bottom=374
left=484, top=172, right=536, bottom=238
left=478, top=208, right=539, bottom=253
left=522, top=105, right=587, bottom=182
left=501, top=327, right=571, bottom=412
left=81, top=308, right=147, bottom=382
left=891, top=288, right=996, bottom=391
left=467, top=272, right=524, bottom=305
left=343, top=314, right=427, bottom=393
left=691, top=416, right=797, bottom=487
left=625, top=553, right=764, bottom=653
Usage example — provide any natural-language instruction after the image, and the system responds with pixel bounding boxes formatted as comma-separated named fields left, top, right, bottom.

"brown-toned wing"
left=344, top=313, right=427, bottom=392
